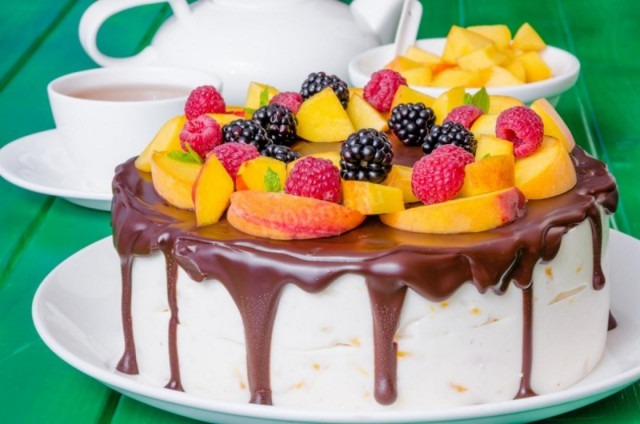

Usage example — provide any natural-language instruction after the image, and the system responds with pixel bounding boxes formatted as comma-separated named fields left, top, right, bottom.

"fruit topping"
left=245, top=82, right=279, bottom=110
left=269, top=91, right=303, bottom=114
left=184, top=85, right=226, bottom=120
left=529, top=98, right=575, bottom=151
left=179, top=114, right=223, bottom=159
left=285, top=157, right=341, bottom=203
left=193, top=155, right=234, bottom=226
left=388, top=103, right=436, bottom=146
left=347, top=93, right=388, bottom=132
left=411, top=145, right=473, bottom=205
left=222, top=119, right=272, bottom=151
left=422, top=121, right=477, bottom=155
left=136, top=115, right=186, bottom=172
left=150, top=151, right=202, bottom=210
left=300, top=72, right=349, bottom=109
left=495, top=106, right=543, bottom=158
left=261, top=143, right=300, bottom=164
left=296, top=87, right=355, bottom=142
left=252, top=103, right=297, bottom=146
left=363, top=69, right=407, bottom=113
left=443, top=105, right=484, bottom=129
left=210, top=142, right=261, bottom=179
left=236, top=156, right=287, bottom=192
left=342, top=181, right=404, bottom=215
left=340, top=129, right=394, bottom=183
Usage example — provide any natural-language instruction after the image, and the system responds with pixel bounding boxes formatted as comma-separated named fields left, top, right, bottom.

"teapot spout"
left=350, top=0, right=408, bottom=44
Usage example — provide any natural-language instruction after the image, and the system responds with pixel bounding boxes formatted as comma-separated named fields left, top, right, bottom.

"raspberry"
left=363, top=69, right=407, bottom=113
left=495, top=106, right=544, bottom=158
left=285, top=157, right=341, bottom=203
left=269, top=92, right=303, bottom=115
left=184, top=85, right=226, bottom=120
left=210, top=142, right=260, bottom=178
left=431, top=144, right=475, bottom=166
left=443, top=105, right=484, bottom=129
left=179, top=115, right=222, bottom=159
left=411, top=145, right=469, bottom=205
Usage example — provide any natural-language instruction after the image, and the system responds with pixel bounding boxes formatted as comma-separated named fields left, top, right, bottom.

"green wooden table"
left=1, top=0, right=638, bottom=422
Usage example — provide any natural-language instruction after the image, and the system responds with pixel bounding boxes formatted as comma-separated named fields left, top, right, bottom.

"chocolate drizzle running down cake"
left=111, top=144, right=617, bottom=409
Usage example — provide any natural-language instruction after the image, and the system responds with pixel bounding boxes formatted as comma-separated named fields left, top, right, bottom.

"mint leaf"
left=483, top=153, right=491, bottom=159
left=463, top=93, right=473, bottom=105
left=471, top=87, right=490, bottom=113
left=259, top=85, right=271, bottom=108
left=264, top=167, right=281, bottom=192
left=168, top=149, right=202, bottom=164
left=244, top=107, right=256, bottom=117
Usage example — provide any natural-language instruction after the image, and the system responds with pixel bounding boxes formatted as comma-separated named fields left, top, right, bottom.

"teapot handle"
left=79, top=0, right=190, bottom=67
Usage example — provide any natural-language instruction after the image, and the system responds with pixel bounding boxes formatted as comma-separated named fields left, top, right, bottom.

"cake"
left=110, top=76, right=618, bottom=410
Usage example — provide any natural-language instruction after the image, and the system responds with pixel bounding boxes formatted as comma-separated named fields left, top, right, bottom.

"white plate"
left=32, top=231, right=640, bottom=424
left=348, top=38, right=581, bottom=105
left=0, top=130, right=112, bottom=210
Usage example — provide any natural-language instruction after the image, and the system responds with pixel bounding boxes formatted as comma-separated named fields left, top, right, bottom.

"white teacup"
left=47, top=67, right=221, bottom=193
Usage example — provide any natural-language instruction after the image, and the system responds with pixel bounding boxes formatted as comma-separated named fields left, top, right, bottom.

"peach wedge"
left=530, top=98, right=576, bottom=151
left=381, top=187, right=526, bottom=234
left=228, top=191, right=365, bottom=240
left=192, top=155, right=234, bottom=227
left=135, top=115, right=186, bottom=172
left=150, top=151, right=202, bottom=210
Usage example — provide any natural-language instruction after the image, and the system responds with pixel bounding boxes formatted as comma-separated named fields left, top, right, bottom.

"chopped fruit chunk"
left=185, top=85, right=225, bottom=120
left=488, top=96, right=524, bottom=114
left=514, top=136, right=577, bottom=199
left=458, top=155, right=515, bottom=198
left=404, top=45, right=442, bottom=64
left=513, top=23, right=546, bottom=51
left=135, top=115, right=186, bottom=172
left=529, top=98, right=576, bottom=151
left=431, top=69, right=484, bottom=88
left=193, top=155, right=234, bottom=226
left=285, top=156, right=341, bottom=203
left=380, top=187, right=526, bottom=234
left=381, top=165, right=419, bottom=203
left=150, top=151, right=202, bottom=210
left=412, top=145, right=474, bottom=205
left=496, top=106, right=544, bottom=158
left=467, top=24, right=512, bottom=50
left=390, top=85, right=435, bottom=110
left=469, top=114, right=498, bottom=136
left=505, top=60, right=527, bottom=82
left=400, top=67, right=433, bottom=86
left=516, top=51, right=552, bottom=82
left=211, top=142, right=261, bottom=179
left=206, top=113, right=244, bottom=127
left=384, top=55, right=423, bottom=73
left=475, top=134, right=514, bottom=160
left=227, top=191, right=365, bottom=240
left=457, top=45, right=508, bottom=72
left=235, top=156, right=287, bottom=192
left=347, top=93, right=389, bottom=132
left=484, top=66, right=525, bottom=87
left=286, top=151, right=341, bottom=173
left=363, top=69, right=407, bottom=113
left=296, top=87, right=355, bottom=142
left=179, top=114, right=223, bottom=159
left=431, top=86, right=466, bottom=125
left=244, top=82, right=279, bottom=110
left=342, top=180, right=404, bottom=215
left=441, top=26, right=494, bottom=63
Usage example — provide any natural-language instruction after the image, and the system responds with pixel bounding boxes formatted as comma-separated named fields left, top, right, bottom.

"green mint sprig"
left=259, top=85, right=271, bottom=108
left=167, top=143, right=203, bottom=164
left=264, top=166, right=281, bottom=192
left=463, top=87, right=490, bottom=114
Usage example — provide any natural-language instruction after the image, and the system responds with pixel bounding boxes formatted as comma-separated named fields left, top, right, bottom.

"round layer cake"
left=111, top=141, right=617, bottom=410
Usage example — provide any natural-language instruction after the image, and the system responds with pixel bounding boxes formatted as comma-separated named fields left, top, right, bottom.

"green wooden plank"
left=112, top=397, right=202, bottom=424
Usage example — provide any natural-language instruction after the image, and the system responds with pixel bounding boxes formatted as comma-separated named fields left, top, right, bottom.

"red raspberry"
left=184, top=85, right=226, bottom=120
left=411, top=145, right=469, bottom=205
left=269, top=92, right=303, bottom=115
left=285, top=157, right=341, bottom=203
left=179, top=115, right=222, bottom=159
left=431, top=144, right=475, bottom=166
left=495, top=106, right=544, bottom=158
left=363, top=69, right=407, bottom=113
left=443, top=105, right=484, bottom=129
left=211, top=142, right=260, bottom=178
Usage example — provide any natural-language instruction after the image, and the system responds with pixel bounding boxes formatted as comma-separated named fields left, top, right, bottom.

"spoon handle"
left=393, top=0, right=423, bottom=58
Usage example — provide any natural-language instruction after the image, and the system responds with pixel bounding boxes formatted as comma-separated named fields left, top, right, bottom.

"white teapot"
left=79, top=0, right=414, bottom=104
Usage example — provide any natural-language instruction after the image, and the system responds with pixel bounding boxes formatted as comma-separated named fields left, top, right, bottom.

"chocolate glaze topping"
left=112, top=145, right=617, bottom=406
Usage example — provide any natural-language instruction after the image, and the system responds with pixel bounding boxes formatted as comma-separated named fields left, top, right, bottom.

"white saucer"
left=0, top=130, right=112, bottom=211
left=32, top=231, right=640, bottom=423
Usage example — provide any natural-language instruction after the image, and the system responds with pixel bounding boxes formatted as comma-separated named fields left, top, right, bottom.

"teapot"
left=79, top=0, right=415, bottom=104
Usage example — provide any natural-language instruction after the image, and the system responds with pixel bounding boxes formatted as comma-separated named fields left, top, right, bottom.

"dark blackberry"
left=222, top=119, right=272, bottom=151
left=252, top=103, right=297, bottom=146
left=388, top=103, right=436, bottom=146
left=300, top=71, right=349, bottom=108
left=340, top=129, right=393, bottom=183
left=261, top=144, right=301, bottom=164
left=421, top=121, right=477, bottom=155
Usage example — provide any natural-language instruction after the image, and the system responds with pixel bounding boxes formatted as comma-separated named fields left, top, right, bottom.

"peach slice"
left=457, top=45, right=508, bottom=72
left=347, top=93, right=388, bottom=132
left=192, top=155, right=234, bottom=226
left=515, top=51, right=552, bottom=82
left=380, top=187, right=526, bottom=234
left=467, top=24, right=512, bottom=50
left=244, top=82, right=279, bottom=110
left=206, top=113, right=242, bottom=127
left=514, top=136, right=577, bottom=199
left=432, top=86, right=466, bottom=125
left=135, top=115, right=187, bottom=172
left=441, top=26, right=494, bottom=63
left=505, top=60, right=526, bottom=82
left=150, top=151, right=202, bottom=209
left=286, top=151, right=341, bottom=173
left=470, top=114, right=498, bottom=137
left=475, top=134, right=514, bottom=160
left=458, top=155, right=515, bottom=198
left=227, top=191, right=365, bottom=240
left=381, top=164, right=419, bottom=203
left=513, top=23, right=546, bottom=51
left=404, top=45, right=441, bottom=65
left=488, top=95, right=523, bottom=114
left=296, top=87, right=355, bottom=142
left=431, top=69, right=484, bottom=88
left=530, top=98, right=576, bottom=151
left=342, top=180, right=404, bottom=215
left=349, top=87, right=364, bottom=99
left=399, top=67, right=433, bottom=86
left=484, top=66, right=524, bottom=87
left=390, top=85, right=435, bottom=110
left=236, top=156, right=287, bottom=191
left=384, top=55, right=423, bottom=73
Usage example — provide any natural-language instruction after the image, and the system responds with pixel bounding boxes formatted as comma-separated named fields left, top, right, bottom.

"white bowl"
left=348, top=38, right=580, bottom=106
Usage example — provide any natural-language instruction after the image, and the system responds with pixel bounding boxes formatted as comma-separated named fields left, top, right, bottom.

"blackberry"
left=422, top=121, right=477, bottom=155
left=340, top=129, right=393, bottom=183
left=222, top=119, right=272, bottom=151
left=262, top=143, right=301, bottom=164
left=300, top=71, right=349, bottom=108
left=252, top=103, right=297, bottom=146
left=388, top=103, right=436, bottom=146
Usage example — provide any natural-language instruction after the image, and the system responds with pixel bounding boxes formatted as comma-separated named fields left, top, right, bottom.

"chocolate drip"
left=164, top=250, right=183, bottom=391
left=111, top=146, right=618, bottom=405
left=515, top=285, right=536, bottom=399
left=116, top=254, right=138, bottom=375
left=587, top=207, right=606, bottom=290
left=608, top=311, right=618, bottom=330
